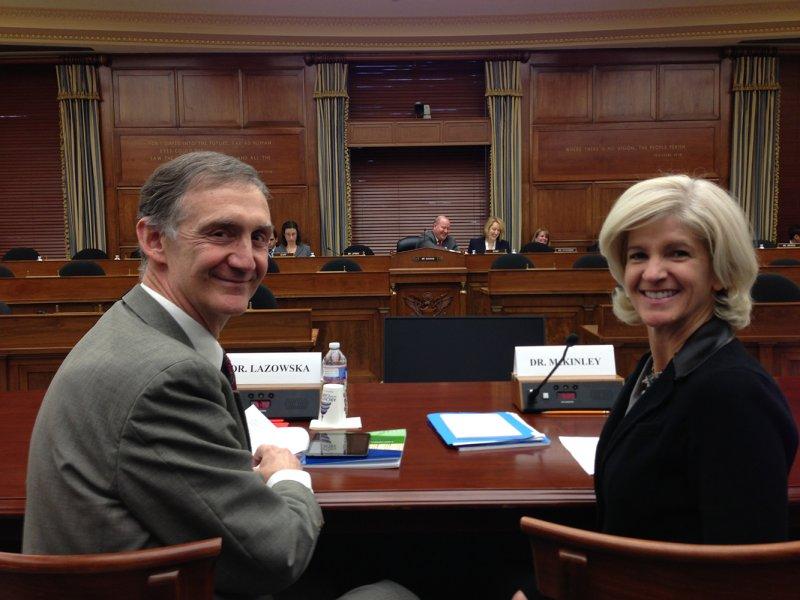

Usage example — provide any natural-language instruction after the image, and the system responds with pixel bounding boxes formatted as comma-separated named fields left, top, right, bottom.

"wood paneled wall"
left=95, top=50, right=736, bottom=257
left=99, top=55, right=318, bottom=257
left=523, top=49, right=731, bottom=248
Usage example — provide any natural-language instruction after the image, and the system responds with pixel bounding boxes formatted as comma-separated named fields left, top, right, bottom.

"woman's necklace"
left=640, top=367, right=662, bottom=393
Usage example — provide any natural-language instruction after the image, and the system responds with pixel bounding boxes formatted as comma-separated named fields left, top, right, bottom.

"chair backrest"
left=130, top=248, right=142, bottom=259
left=491, top=254, right=533, bottom=270
left=572, top=254, right=608, bottom=269
left=0, top=265, right=14, bottom=278
left=0, top=300, right=10, bottom=315
left=520, top=516, right=800, bottom=600
left=770, top=258, right=800, bottom=266
left=751, top=273, right=800, bottom=302
left=343, top=244, right=374, bottom=256
left=249, top=284, right=277, bottom=309
left=320, top=258, right=362, bottom=272
left=2, top=247, right=39, bottom=261
left=521, top=242, right=554, bottom=253
left=396, top=236, right=422, bottom=253
left=58, top=261, right=106, bottom=277
left=72, top=247, right=109, bottom=260
left=755, top=239, right=778, bottom=249
left=0, top=537, right=221, bottom=600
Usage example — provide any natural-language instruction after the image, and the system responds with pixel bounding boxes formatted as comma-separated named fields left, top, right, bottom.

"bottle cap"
left=329, top=342, right=340, bottom=349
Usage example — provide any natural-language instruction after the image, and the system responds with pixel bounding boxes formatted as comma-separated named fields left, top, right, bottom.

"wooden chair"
left=0, top=537, right=221, bottom=600
left=520, top=516, right=800, bottom=600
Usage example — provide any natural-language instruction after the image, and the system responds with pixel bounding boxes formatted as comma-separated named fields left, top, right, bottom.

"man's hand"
left=252, top=444, right=301, bottom=482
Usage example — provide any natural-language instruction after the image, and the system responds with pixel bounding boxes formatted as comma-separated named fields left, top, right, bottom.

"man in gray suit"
left=420, top=215, right=459, bottom=251
left=23, top=152, right=416, bottom=600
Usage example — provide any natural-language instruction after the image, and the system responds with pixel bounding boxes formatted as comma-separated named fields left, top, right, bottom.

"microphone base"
left=513, top=375, right=622, bottom=413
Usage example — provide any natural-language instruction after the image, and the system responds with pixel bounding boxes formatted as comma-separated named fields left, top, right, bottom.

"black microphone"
left=527, top=333, right=579, bottom=405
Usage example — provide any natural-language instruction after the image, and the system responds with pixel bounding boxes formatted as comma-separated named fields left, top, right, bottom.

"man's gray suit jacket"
left=23, top=285, right=323, bottom=599
left=419, top=229, right=459, bottom=251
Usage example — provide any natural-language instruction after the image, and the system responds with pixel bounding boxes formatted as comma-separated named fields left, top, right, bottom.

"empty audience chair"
left=572, top=254, right=609, bottom=269
left=249, top=284, right=277, bottom=309
left=343, top=244, right=374, bottom=256
left=520, top=516, right=800, bottom=600
left=0, top=537, right=220, bottom=600
left=770, top=258, right=800, bottom=266
left=72, top=247, right=108, bottom=260
left=0, top=301, right=10, bottom=315
left=58, top=261, right=106, bottom=277
left=751, top=273, right=800, bottom=302
left=0, top=266, right=14, bottom=278
left=2, top=247, right=39, bottom=261
left=396, top=236, right=422, bottom=252
left=520, top=242, right=554, bottom=253
left=320, top=258, right=362, bottom=272
left=491, top=254, right=533, bottom=269
left=266, top=259, right=280, bottom=273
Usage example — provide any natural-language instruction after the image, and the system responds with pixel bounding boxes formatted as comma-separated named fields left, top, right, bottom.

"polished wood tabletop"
left=2, top=378, right=798, bottom=517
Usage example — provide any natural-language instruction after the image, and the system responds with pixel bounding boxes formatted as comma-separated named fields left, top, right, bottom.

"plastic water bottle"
left=322, top=342, right=348, bottom=414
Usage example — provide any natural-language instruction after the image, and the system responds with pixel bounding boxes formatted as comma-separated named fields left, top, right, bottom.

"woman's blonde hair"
left=484, top=216, right=505, bottom=238
left=598, top=175, right=757, bottom=330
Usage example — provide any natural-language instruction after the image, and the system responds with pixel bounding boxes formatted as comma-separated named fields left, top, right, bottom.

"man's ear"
left=136, top=218, right=168, bottom=266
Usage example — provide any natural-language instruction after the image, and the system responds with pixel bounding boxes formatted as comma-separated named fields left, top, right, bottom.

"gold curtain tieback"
left=57, top=92, right=100, bottom=101
left=732, top=83, right=780, bottom=92
left=485, top=89, right=522, bottom=97
left=314, top=91, right=349, bottom=99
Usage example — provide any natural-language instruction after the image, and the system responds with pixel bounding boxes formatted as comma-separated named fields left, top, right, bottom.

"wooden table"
left=4, top=378, right=800, bottom=518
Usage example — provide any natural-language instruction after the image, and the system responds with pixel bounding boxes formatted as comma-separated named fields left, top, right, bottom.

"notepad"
left=427, top=412, right=549, bottom=451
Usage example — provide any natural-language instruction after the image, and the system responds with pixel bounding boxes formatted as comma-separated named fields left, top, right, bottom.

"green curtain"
left=314, top=63, right=349, bottom=256
left=56, top=63, right=106, bottom=256
left=729, top=55, right=780, bottom=243
left=485, top=61, right=523, bottom=251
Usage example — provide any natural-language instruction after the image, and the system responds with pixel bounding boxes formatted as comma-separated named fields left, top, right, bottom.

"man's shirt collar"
left=140, top=283, right=223, bottom=370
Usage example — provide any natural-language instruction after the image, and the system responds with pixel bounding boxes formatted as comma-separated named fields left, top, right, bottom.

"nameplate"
left=514, top=345, right=616, bottom=377
left=554, top=247, right=578, bottom=253
left=227, top=352, right=321, bottom=385
left=414, top=256, right=442, bottom=262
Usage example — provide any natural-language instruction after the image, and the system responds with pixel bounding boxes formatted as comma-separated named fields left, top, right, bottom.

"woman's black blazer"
left=467, top=237, right=511, bottom=254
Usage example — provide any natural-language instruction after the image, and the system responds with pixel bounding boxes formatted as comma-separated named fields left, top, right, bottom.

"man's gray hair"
left=136, top=152, right=269, bottom=270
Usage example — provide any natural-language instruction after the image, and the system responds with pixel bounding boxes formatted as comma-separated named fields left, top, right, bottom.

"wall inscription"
left=532, top=126, right=717, bottom=181
left=118, top=134, right=305, bottom=186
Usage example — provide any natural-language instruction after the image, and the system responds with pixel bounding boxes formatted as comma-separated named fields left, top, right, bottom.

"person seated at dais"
left=789, top=225, right=800, bottom=245
left=594, top=175, right=798, bottom=544
left=531, top=228, right=550, bottom=246
left=420, top=215, right=459, bottom=251
left=468, top=216, right=511, bottom=254
left=274, top=220, right=313, bottom=257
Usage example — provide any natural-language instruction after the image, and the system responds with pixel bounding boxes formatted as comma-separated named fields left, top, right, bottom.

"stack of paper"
left=245, top=405, right=309, bottom=454
left=427, top=412, right=549, bottom=452
left=303, top=429, right=407, bottom=469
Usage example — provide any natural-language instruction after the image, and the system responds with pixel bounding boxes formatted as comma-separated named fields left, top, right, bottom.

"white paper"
left=441, top=413, right=521, bottom=438
left=309, top=416, right=362, bottom=431
left=515, top=345, right=616, bottom=377
left=228, top=352, right=322, bottom=385
left=559, top=436, right=599, bottom=475
left=245, top=405, right=309, bottom=455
